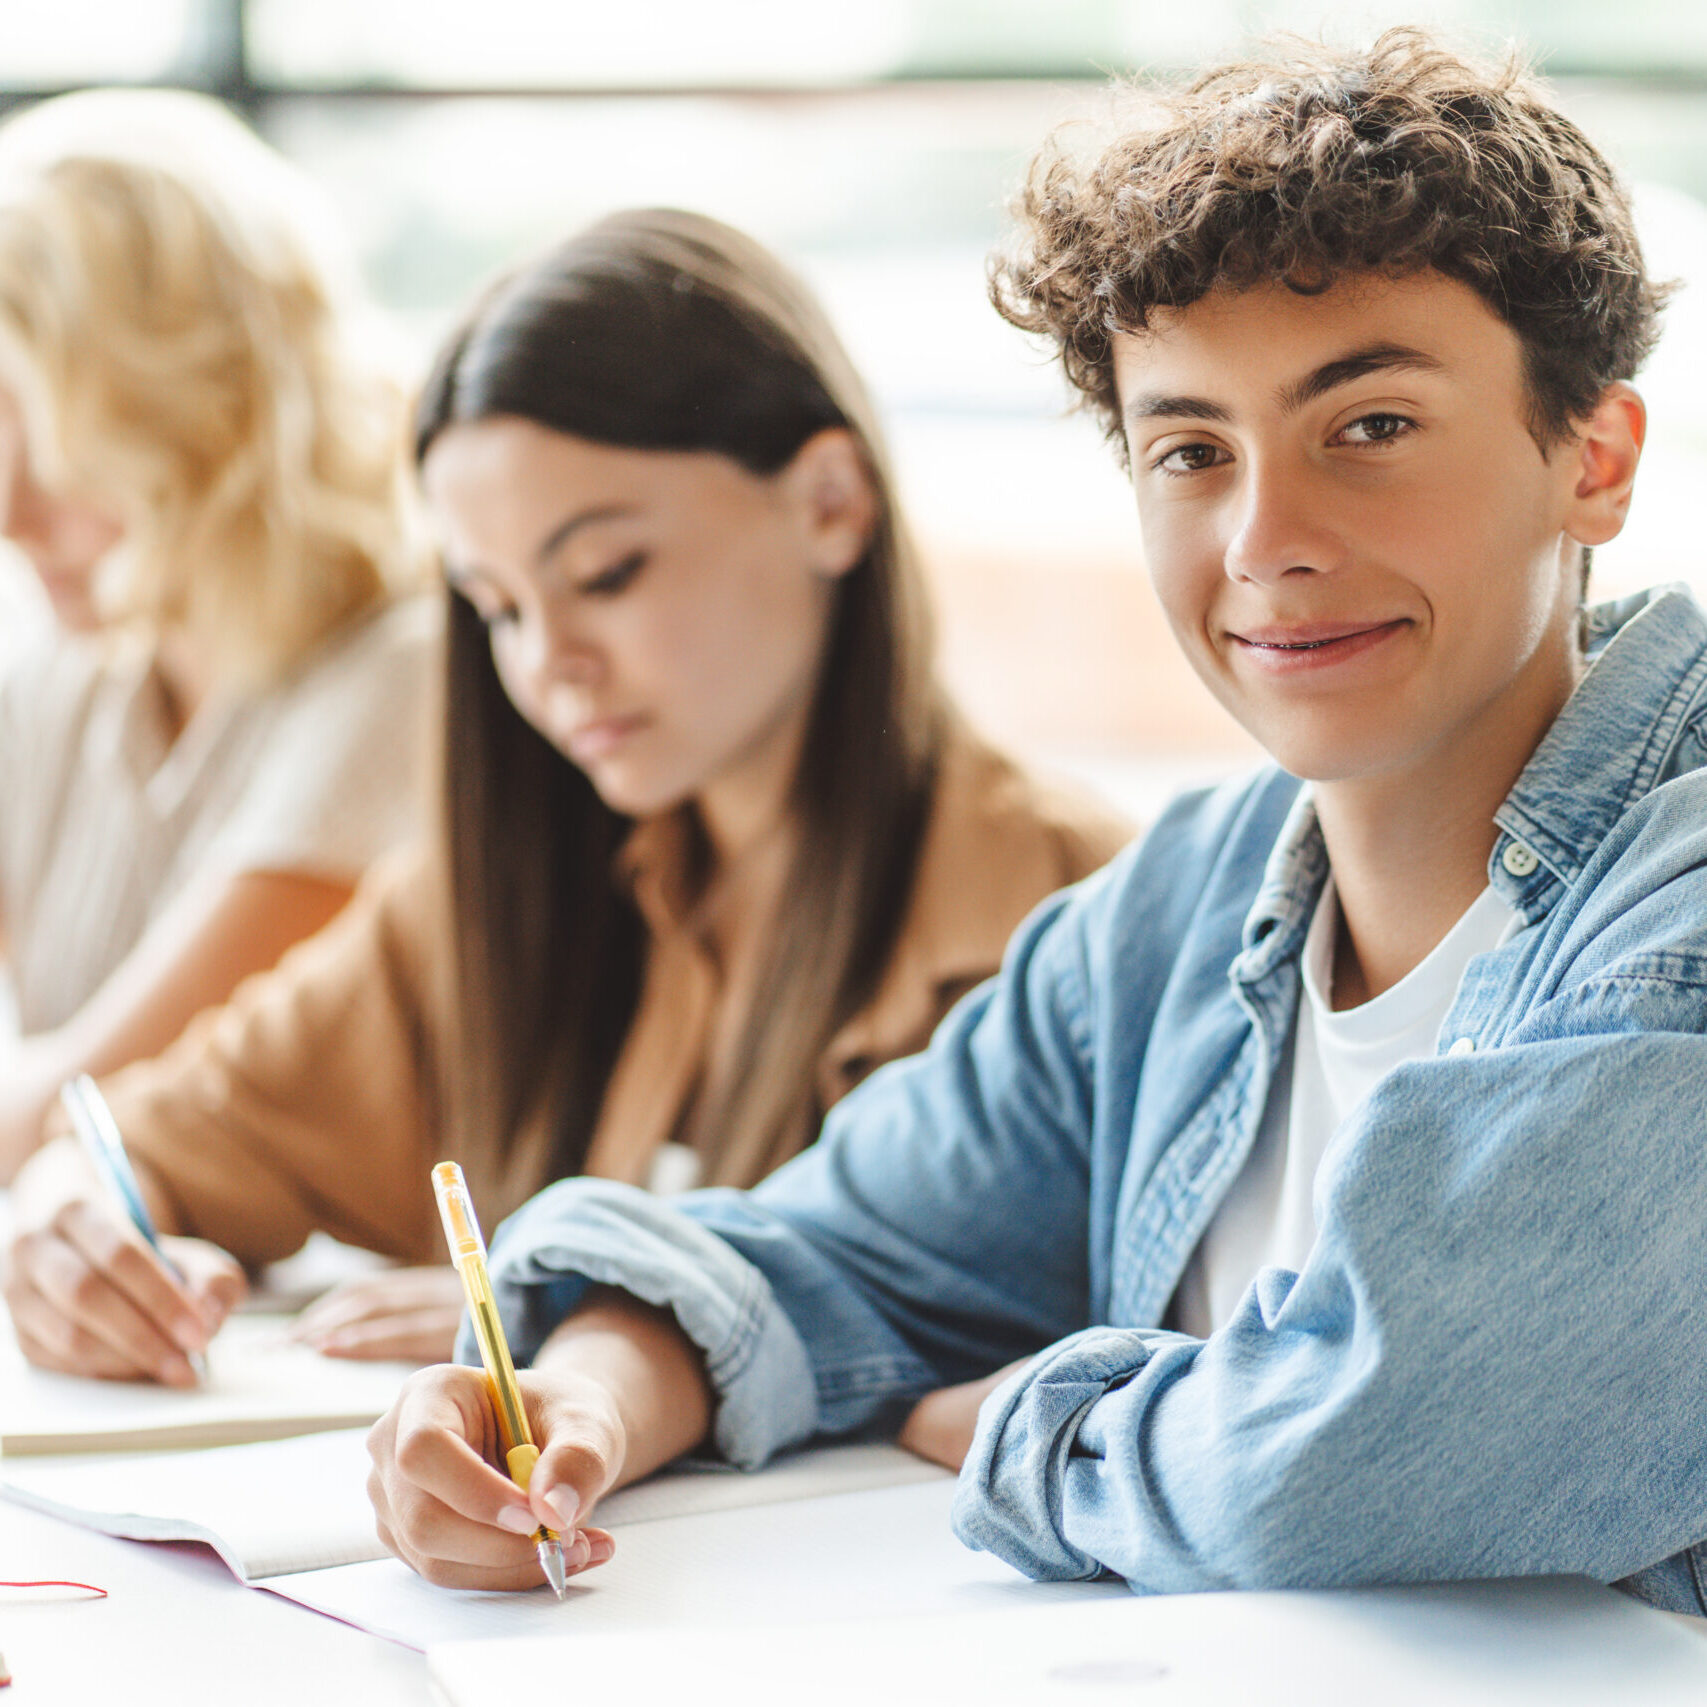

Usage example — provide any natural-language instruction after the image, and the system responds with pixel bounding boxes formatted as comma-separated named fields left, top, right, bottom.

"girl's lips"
left=1229, top=618, right=1409, bottom=673
left=564, top=714, right=646, bottom=763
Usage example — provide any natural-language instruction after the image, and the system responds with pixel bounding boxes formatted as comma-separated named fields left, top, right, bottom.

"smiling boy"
left=367, top=32, right=1707, bottom=1612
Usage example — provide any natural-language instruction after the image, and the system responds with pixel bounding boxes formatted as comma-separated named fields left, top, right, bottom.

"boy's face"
left=1112, top=271, right=1631, bottom=788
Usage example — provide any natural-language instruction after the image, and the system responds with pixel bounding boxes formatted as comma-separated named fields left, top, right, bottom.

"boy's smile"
left=1112, top=271, right=1639, bottom=797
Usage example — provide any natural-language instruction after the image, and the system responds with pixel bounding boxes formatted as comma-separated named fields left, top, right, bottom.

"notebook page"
left=269, top=1477, right=1095, bottom=1652
left=0, top=1314, right=415, bottom=1454
left=0, top=1426, right=384, bottom=1580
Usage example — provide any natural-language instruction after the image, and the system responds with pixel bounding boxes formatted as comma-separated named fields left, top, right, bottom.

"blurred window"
left=4, top=0, right=1706, bottom=816
left=0, top=0, right=197, bottom=87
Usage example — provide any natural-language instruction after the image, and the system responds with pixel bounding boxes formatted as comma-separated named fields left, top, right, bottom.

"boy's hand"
left=291, top=1266, right=464, bottom=1364
left=366, top=1291, right=712, bottom=1590
left=367, top=1364, right=619, bottom=1590
left=4, top=1194, right=246, bottom=1385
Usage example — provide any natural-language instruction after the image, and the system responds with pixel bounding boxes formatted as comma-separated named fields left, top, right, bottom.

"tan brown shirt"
left=108, top=725, right=1131, bottom=1268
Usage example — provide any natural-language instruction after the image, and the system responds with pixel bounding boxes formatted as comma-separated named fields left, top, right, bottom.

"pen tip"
left=539, top=1538, right=568, bottom=1600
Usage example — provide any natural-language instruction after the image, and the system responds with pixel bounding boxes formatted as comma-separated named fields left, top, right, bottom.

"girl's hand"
left=366, top=1363, right=620, bottom=1590
left=4, top=1188, right=246, bottom=1385
left=291, top=1266, right=465, bottom=1364
left=898, top=1357, right=1036, bottom=1472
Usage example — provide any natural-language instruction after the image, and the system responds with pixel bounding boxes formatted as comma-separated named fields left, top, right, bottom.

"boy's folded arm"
left=479, top=876, right=1116, bottom=1465
left=955, top=1023, right=1707, bottom=1598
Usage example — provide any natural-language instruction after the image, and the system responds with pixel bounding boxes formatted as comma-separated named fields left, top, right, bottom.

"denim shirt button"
left=1447, top=1037, right=1476, bottom=1057
left=1501, top=841, right=1540, bottom=877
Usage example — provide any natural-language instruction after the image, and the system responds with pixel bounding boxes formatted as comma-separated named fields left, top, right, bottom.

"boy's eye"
left=580, top=550, right=647, bottom=597
left=1154, top=442, right=1230, bottom=476
left=1337, top=412, right=1413, bottom=446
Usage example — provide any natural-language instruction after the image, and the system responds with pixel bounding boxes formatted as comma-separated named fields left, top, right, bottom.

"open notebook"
left=0, top=1313, right=417, bottom=1454
left=0, top=1425, right=948, bottom=1584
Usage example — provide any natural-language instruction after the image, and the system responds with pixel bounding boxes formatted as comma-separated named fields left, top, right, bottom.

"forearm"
left=10, top=1133, right=145, bottom=1227
left=532, top=1290, right=713, bottom=1491
left=0, top=1042, right=75, bottom=1184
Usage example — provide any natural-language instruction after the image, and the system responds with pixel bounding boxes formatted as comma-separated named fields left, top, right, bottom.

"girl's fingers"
left=17, top=1215, right=202, bottom=1383
left=309, top=1309, right=461, bottom=1364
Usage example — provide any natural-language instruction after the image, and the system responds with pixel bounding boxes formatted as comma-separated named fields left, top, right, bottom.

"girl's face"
left=0, top=386, right=123, bottom=634
left=423, top=416, right=874, bottom=841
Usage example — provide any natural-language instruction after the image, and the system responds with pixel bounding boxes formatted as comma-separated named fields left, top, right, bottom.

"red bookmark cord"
left=0, top=1579, right=109, bottom=1597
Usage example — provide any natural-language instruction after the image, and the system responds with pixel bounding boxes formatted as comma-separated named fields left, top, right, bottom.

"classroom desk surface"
left=8, top=1455, right=1707, bottom=1705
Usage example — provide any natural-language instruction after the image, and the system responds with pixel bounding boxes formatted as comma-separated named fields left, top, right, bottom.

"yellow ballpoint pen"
left=432, top=1161, right=569, bottom=1599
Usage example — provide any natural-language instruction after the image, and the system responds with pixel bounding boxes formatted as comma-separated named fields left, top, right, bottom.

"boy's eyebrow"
left=1122, top=340, right=1448, bottom=431
left=1122, top=392, right=1234, bottom=425
left=1277, top=340, right=1447, bottom=412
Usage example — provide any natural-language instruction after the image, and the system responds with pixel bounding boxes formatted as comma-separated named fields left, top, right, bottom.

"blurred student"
left=3, top=208, right=1129, bottom=1383
left=357, top=37, right=1707, bottom=1613
left=0, top=89, right=432, bottom=1182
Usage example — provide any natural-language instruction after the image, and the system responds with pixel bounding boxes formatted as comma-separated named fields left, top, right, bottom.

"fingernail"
left=586, top=1534, right=615, bottom=1565
left=159, top=1354, right=196, bottom=1386
left=539, top=1486, right=581, bottom=1530
left=496, top=1504, right=536, bottom=1534
left=567, top=1532, right=592, bottom=1570
left=173, top=1313, right=208, bottom=1351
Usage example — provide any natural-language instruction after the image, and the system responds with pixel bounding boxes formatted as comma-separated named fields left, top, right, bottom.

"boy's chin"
left=1253, top=723, right=1417, bottom=788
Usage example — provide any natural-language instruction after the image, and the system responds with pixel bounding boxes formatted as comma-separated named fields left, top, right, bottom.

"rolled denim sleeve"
left=475, top=867, right=1121, bottom=1468
left=956, top=791, right=1707, bottom=1598
left=474, top=1181, right=819, bottom=1468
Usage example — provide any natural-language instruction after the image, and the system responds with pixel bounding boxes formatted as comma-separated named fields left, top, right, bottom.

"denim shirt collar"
left=1233, top=586, right=1707, bottom=986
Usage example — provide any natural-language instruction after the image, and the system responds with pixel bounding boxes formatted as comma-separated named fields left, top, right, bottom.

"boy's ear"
left=1562, top=381, right=1645, bottom=549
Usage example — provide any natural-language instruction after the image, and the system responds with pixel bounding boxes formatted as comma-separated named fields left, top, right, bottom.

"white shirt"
left=1171, top=874, right=1517, bottom=1338
left=0, top=596, right=436, bottom=1037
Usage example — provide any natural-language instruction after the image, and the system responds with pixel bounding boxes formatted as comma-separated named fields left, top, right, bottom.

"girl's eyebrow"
left=535, top=503, right=639, bottom=566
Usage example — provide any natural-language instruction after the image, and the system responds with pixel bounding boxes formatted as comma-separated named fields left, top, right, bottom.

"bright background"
left=4, top=0, right=1706, bottom=820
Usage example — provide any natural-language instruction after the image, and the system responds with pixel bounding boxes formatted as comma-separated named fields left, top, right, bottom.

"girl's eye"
left=1154, top=442, right=1230, bottom=477
left=1337, top=412, right=1414, bottom=446
left=580, top=550, right=647, bottom=597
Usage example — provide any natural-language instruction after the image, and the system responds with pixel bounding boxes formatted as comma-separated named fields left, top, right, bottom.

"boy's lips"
left=1227, top=618, right=1410, bottom=671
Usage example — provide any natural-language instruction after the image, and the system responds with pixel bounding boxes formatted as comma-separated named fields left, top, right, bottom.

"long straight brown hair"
left=418, top=209, right=944, bottom=1187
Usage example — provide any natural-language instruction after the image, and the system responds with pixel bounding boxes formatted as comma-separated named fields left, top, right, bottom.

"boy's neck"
left=1313, top=639, right=1585, bottom=1011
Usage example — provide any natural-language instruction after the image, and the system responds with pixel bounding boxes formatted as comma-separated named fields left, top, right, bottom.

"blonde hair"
left=0, top=88, right=420, bottom=686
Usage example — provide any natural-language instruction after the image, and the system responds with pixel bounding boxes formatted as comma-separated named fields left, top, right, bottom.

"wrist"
left=534, top=1291, right=712, bottom=1486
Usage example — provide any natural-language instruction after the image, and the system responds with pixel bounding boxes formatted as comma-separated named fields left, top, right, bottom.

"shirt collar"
left=1235, top=585, right=1707, bottom=981
left=1493, top=585, right=1707, bottom=905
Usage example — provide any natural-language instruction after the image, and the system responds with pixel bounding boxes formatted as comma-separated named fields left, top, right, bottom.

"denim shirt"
left=478, top=586, right=1707, bottom=1616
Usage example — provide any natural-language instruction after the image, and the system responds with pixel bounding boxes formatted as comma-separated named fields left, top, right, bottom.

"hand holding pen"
left=432, top=1162, right=573, bottom=1597
left=0, top=1077, right=246, bottom=1385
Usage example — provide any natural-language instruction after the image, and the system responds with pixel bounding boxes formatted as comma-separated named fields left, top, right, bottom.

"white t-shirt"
left=1171, top=874, right=1518, bottom=1339
left=0, top=596, right=437, bottom=1037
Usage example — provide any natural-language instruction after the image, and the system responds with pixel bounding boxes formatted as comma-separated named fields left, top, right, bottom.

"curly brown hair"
left=991, top=29, right=1668, bottom=457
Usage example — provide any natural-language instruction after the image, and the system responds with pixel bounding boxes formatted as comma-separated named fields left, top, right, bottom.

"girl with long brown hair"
left=5, top=208, right=1128, bottom=1385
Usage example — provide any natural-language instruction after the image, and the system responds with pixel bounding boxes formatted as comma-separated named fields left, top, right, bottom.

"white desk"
left=7, top=1458, right=1707, bottom=1704
left=2, top=1500, right=428, bottom=1705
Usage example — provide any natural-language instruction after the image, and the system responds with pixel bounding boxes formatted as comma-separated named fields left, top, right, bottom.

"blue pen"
left=59, top=1073, right=209, bottom=1384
